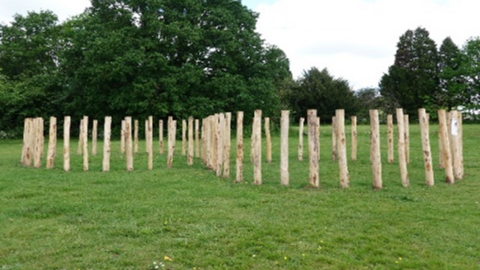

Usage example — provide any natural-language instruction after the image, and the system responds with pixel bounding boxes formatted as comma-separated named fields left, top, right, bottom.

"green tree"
left=459, top=37, right=480, bottom=118
left=354, top=87, right=380, bottom=123
left=289, top=67, right=357, bottom=122
left=379, top=27, right=439, bottom=116
left=438, top=37, right=466, bottom=109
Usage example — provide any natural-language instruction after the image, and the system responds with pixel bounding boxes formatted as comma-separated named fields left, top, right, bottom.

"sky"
left=1, top=0, right=479, bottom=89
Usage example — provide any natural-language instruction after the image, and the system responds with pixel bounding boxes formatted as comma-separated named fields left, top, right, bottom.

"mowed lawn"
left=1, top=123, right=480, bottom=269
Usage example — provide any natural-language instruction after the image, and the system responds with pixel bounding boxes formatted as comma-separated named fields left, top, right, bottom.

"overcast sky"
left=1, top=0, right=478, bottom=89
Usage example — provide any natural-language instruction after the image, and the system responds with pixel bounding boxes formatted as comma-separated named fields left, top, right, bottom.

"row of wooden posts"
left=20, top=108, right=463, bottom=188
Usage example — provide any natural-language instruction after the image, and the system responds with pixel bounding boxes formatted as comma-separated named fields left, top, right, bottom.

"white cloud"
left=255, top=0, right=480, bottom=89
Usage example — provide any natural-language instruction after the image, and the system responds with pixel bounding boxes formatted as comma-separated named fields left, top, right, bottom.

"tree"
left=289, top=67, right=357, bottom=122
left=458, top=37, right=480, bottom=118
left=379, top=27, right=439, bottom=116
left=354, top=87, right=381, bottom=123
left=437, top=37, right=466, bottom=109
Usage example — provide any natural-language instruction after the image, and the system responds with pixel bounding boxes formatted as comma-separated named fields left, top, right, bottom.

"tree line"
left=0, top=1, right=479, bottom=137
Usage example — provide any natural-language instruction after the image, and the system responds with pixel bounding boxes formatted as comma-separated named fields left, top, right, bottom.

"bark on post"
left=82, top=116, right=89, bottom=171
left=159, top=120, right=164, bottom=154
left=298, top=117, right=304, bottom=161
left=449, top=111, right=462, bottom=180
left=77, top=119, right=83, bottom=155
left=396, top=109, right=409, bottom=187
left=195, top=119, right=200, bottom=158
left=418, top=109, right=434, bottom=186
left=134, top=119, right=139, bottom=154
left=103, top=116, right=112, bottom=172
left=182, top=119, right=187, bottom=156
left=125, top=117, right=133, bottom=171
left=236, top=111, right=244, bottom=183
left=33, top=117, right=44, bottom=168
left=46, top=116, right=57, bottom=169
left=331, top=116, right=337, bottom=161
left=252, top=110, right=262, bottom=185
left=351, top=116, right=357, bottom=161
left=188, top=116, right=194, bottom=166
left=167, top=120, right=177, bottom=168
left=216, top=114, right=225, bottom=176
left=223, top=112, right=232, bottom=177
left=280, top=110, right=289, bottom=185
left=438, top=110, right=454, bottom=183
left=21, top=118, right=31, bottom=165
left=63, top=116, right=71, bottom=172
left=336, top=109, right=349, bottom=188
left=387, top=114, right=394, bottom=163
left=265, top=117, right=272, bottom=163
left=147, top=116, right=153, bottom=170
left=404, top=114, right=410, bottom=164
left=92, top=119, right=98, bottom=156
left=308, top=110, right=319, bottom=188
left=121, top=120, right=125, bottom=154
left=23, top=118, right=34, bottom=166
left=370, top=110, right=382, bottom=190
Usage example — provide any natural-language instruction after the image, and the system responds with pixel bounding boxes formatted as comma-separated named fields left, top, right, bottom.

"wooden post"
left=134, top=119, right=139, bottom=154
left=449, top=111, right=462, bottom=180
left=159, top=120, right=164, bottom=154
left=253, top=110, right=262, bottom=185
left=204, top=117, right=211, bottom=168
left=92, top=119, right=98, bottom=156
left=370, top=110, right=382, bottom=190
left=82, top=116, right=89, bottom=171
left=212, top=114, right=218, bottom=171
left=308, top=110, right=319, bottom=188
left=63, top=116, right=71, bottom=172
left=404, top=114, right=410, bottom=164
left=77, top=119, right=83, bottom=155
left=236, top=111, right=244, bottom=183
left=188, top=116, right=194, bottom=166
left=216, top=113, right=225, bottom=176
left=33, top=117, right=44, bottom=168
left=396, top=109, right=409, bottom=187
left=438, top=121, right=444, bottom=169
left=125, top=116, right=133, bottom=171
left=331, top=116, right=337, bottom=161
left=298, top=117, right=304, bottom=161
left=23, top=118, right=34, bottom=166
left=182, top=119, right=187, bottom=156
left=167, top=120, right=177, bottom=168
left=265, top=117, right=272, bottom=163
left=418, top=109, right=434, bottom=186
left=21, top=118, right=29, bottom=164
left=336, top=109, right=349, bottom=188
left=201, top=118, right=206, bottom=164
left=458, top=112, right=464, bottom=180
left=147, top=116, right=153, bottom=170
left=103, top=116, right=112, bottom=172
left=195, top=119, right=200, bottom=158
left=351, top=116, right=357, bottom=161
left=223, top=112, right=232, bottom=177
left=281, top=110, right=289, bottom=185
left=121, top=120, right=125, bottom=154
left=387, top=114, right=394, bottom=163
left=46, top=116, right=57, bottom=169
left=438, top=110, right=454, bottom=183
left=317, top=117, right=321, bottom=161
left=145, top=119, right=149, bottom=154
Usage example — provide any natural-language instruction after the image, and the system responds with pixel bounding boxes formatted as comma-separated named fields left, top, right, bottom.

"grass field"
left=1, top=123, right=480, bottom=269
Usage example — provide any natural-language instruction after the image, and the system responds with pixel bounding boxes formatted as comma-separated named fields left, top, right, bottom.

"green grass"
left=1, top=124, right=480, bottom=269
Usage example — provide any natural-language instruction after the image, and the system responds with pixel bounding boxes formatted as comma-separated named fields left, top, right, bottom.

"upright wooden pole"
left=458, top=112, right=464, bottom=179
left=216, top=113, right=225, bottom=176
left=22, top=118, right=34, bottom=166
left=212, top=114, right=218, bottom=171
left=21, top=118, right=29, bottom=164
left=159, top=120, right=164, bottom=154
left=223, top=112, right=232, bottom=177
left=103, top=116, right=112, bottom=172
left=134, top=119, right=139, bottom=154
left=82, top=116, right=89, bottom=171
left=438, top=110, right=454, bottom=183
left=92, top=119, right=98, bottom=156
left=298, top=117, right=304, bottom=161
left=188, top=116, right=194, bottom=166
left=182, top=119, right=187, bottom=156
left=63, top=116, right=71, bottom=171
left=33, top=117, right=44, bottom=168
left=236, top=111, right=244, bottom=183
left=253, top=110, right=262, bottom=185
left=121, top=120, right=125, bottom=154
left=351, top=116, right=357, bottom=161
left=331, top=116, right=337, bottom=161
left=77, top=119, right=83, bottom=155
left=370, top=110, right=382, bottom=189
left=404, top=114, right=410, bottom=164
left=280, top=110, right=289, bottom=185
left=336, top=109, right=349, bottom=188
left=204, top=117, right=211, bottom=168
left=145, top=119, right=149, bottom=154
left=317, top=117, right=321, bottom=161
left=308, top=110, right=319, bottom=188
left=147, top=116, right=153, bottom=170
left=449, top=111, right=462, bottom=180
left=46, top=116, right=57, bottom=169
left=418, top=109, right=434, bottom=186
left=396, top=109, right=409, bottom=187
left=387, top=114, right=394, bottom=163
left=265, top=117, right=272, bottom=163
left=195, top=119, right=200, bottom=158
left=125, top=116, right=133, bottom=171
left=167, top=120, right=177, bottom=168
